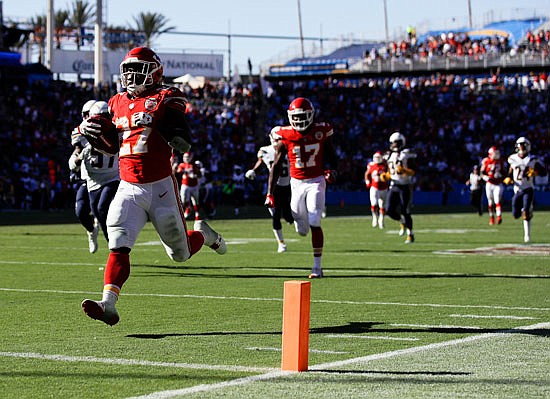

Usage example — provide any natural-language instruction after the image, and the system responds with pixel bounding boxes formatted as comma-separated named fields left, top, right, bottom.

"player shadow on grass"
left=130, top=263, right=550, bottom=280
left=126, top=321, right=550, bottom=339
left=310, top=322, right=550, bottom=337
left=309, top=369, right=472, bottom=376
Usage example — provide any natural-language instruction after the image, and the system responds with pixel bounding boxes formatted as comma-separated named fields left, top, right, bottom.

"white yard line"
left=0, top=351, right=275, bottom=373
left=449, top=314, right=537, bottom=320
left=245, top=347, right=349, bottom=354
left=126, top=322, right=550, bottom=398
left=326, top=334, right=420, bottom=341
left=1, top=287, right=549, bottom=311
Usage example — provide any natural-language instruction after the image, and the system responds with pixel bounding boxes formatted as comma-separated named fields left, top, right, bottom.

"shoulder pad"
left=270, top=126, right=284, bottom=139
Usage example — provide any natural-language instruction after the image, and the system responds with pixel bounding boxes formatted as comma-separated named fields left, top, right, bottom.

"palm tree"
left=30, top=14, right=47, bottom=62
left=131, top=12, right=174, bottom=48
left=54, top=10, right=69, bottom=49
left=68, top=0, right=95, bottom=50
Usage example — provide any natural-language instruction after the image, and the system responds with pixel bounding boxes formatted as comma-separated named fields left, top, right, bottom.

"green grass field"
left=0, top=208, right=549, bottom=398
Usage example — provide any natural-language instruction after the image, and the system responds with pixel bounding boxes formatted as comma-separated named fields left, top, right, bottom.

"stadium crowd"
left=364, top=28, right=550, bottom=63
left=1, top=69, right=549, bottom=212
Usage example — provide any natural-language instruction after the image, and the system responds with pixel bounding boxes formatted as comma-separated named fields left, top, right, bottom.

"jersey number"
left=293, top=143, right=319, bottom=169
left=116, top=116, right=151, bottom=156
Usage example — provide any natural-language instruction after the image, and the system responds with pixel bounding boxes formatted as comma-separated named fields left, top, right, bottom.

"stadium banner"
left=51, top=49, right=224, bottom=78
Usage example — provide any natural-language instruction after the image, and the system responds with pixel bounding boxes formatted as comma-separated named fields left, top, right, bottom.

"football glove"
left=526, top=167, right=536, bottom=177
left=245, top=169, right=256, bottom=180
left=503, top=177, right=513, bottom=185
left=397, top=165, right=415, bottom=176
left=324, top=169, right=337, bottom=184
left=264, top=194, right=275, bottom=208
left=79, top=119, right=102, bottom=140
left=380, top=172, right=391, bottom=182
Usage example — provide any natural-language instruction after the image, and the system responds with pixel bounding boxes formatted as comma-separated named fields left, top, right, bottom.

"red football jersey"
left=176, top=162, right=200, bottom=187
left=271, top=122, right=333, bottom=179
left=109, top=86, right=185, bottom=183
left=365, top=161, right=389, bottom=190
left=480, top=157, right=505, bottom=185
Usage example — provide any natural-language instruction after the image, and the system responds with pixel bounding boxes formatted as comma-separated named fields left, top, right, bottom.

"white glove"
left=245, top=169, right=256, bottom=180
left=79, top=119, right=102, bottom=140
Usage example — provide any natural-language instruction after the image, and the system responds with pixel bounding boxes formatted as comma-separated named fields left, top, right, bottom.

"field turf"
left=0, top=208, right=548, bottom=398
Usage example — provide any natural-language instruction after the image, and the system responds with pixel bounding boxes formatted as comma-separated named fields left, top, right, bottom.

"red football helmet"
left=288, top=97, right=314, bottom=132
left=373, top=151, right=383, bottom=164
left=488, top=146, right=500, bottom=160
left=120, top=47, right=163, bottom=96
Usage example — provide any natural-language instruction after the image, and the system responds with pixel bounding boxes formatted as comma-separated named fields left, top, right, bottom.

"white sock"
left=313, top=256, right=322, bottom=271
left=273, top=229, right=284, bottom=243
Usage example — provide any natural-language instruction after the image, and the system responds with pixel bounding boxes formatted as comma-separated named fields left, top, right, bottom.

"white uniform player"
left=505, top=137, right=547, bottom=243
left=246, top=140, right=293, bottom=253
left=384, top=132, right=417, bottom=243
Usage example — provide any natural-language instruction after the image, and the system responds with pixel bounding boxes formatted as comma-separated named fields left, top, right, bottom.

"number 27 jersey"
left=271, top=122, right=333, bottom=180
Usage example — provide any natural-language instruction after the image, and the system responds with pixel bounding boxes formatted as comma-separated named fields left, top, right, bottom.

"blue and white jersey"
left=80, top=144, right=120, bottom=191
left=507, top=153, right=540, bottom=192
left=386, top=148, right=417, bottom=185
left=258, top=145, right=290, bottom=187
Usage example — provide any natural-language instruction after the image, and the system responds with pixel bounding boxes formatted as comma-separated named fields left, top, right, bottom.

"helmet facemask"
left=389, top=132, right=406, bottom=152
left=515, top=137, right=531, bottom=157
left=120, top=59, right=162, bottom=96
left=288, top=109, right=314, bottom=131
left=488, top=147, right=500, bottom=160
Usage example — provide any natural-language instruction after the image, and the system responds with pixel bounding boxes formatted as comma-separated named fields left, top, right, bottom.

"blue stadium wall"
left=326, top=187, right=550, bottom=207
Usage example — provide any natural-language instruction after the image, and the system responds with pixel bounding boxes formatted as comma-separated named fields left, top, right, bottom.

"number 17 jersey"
left=270, top=122, right=333, bottom=180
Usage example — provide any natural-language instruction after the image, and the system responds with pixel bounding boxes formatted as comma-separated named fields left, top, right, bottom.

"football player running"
left=364, top=151, right=389, bottom=229
left=246, top=133, right=293, bottom=253
left=504, top=137, right=547, bottom=243
left=79, top=47, right=226, bottom=326
left=70, top=101, right=120, bottom=246
left=266, top=97, right=336, bottom=278
left=481, top=146, right=506, bottom=225
left=175, top=152, right=202, bottom=221
left=382, top=132, right=417, bottom=243
left=69, top=100, right=99, bottom=253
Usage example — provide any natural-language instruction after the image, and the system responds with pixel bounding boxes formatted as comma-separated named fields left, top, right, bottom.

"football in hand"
left=84, top=115, right=119, bottom=155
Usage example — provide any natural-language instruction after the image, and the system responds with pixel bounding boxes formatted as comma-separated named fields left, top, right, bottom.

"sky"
left=4, top=0, right=550, bottom=75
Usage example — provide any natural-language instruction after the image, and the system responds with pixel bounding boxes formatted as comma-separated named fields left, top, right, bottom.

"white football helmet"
left=488, top=146, right=500, bottom=160
left=89, top=101, right=109, bottom=117
left=81, top=100, right=96, bottom=119
left=373, top=151, right=383, bottom=164
left=515, top=137, right=531, bottom=156
left=389, top=132, right=406, bottom=151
